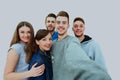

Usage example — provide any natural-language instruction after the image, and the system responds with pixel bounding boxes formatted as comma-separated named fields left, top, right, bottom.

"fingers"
left=32, top=63, right=38, bottom=68
left=31, top=64, right=45, bottom=77
left=34, top=68, right=43, bottom=76
left=30, top=66, right=43, bottom=77
left=39, top=70, right=44, bottom=76
left=36, top=65, right=45, bottom=72
left=39, top=64, right=45, bottom=70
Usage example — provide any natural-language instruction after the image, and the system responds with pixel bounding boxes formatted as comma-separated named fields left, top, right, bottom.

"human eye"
left=20, top=31, right=25, bottom=33
left=47, top=20, right=50, bottom=23
left=52, top=21, right=55, bottom=23
left=80, top=25, right=84, bottom=28
left=49, top=37, right=52, bottom=41
left=63, top=21, right=66, bottom=24
left=42, top=38, right=47, bottom=41
left=74, top=25, right=78, bottom=28
left=27, top=31, right=31, bottom=33
left=56, top=21, right=60, bottom=24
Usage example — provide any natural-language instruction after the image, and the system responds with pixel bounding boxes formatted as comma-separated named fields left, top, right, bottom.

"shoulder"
left=10, top=43, right=25, bottom=55
left=11, top=43, right=24, bottom=48
left=66, top=35, right=80, bottom=43
left=29, top=51, right=44, bottom=69
left=89, top=39, right=101, bottom=48
left=54, top=31, right=58, bottom=34
left=30, top=49, right=44, bottom=63
left=64, top=36, right=81, bottom=49
left=32, top=53, right=40, bottom=59
left=53, top=31, right=58, bottom=37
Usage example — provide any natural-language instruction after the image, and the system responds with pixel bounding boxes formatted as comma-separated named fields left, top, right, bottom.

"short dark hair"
left=45, top=13, right=56, bottom=23
left=73, top=17, right=85, bottom=24
left=57, top=11, right=69, bottom=23
left=35, top=29, right=50, bottom=40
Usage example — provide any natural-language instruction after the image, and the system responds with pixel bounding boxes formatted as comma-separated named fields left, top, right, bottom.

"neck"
left=78, top=35, right=85, bottom=42
left=39, top=47, right=45, bottom=53
left=50, top=31, right=54, bottom=35
left=58, top=33, right=68, bottom=40
left=48, top=29, right=54, bottom=36
left=20, top=41, right=26, bottom=45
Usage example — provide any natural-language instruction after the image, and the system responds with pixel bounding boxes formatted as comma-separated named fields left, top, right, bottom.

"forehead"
left=42, top=33, right=51, bottom=39
left=56, top=16, right=68, bottom=21
left=46, top=17, right=55, bottom=21
left=74, top=21, right=84, bottom=25
left=46, top=33, right=51, bottom=37
left=19, top=26, right=30, bottom=31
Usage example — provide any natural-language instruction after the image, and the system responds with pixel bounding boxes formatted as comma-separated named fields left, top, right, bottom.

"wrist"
left=26, top=70, right=32, bottom=77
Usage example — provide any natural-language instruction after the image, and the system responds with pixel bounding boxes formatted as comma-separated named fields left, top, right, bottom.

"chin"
left=75, top=34, right=81, bottom=37
left=45, top=48, right=50, bottom=51
left=24, top=41, right=29, bottom=43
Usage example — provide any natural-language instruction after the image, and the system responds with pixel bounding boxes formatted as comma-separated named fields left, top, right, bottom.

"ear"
left=35, top=40, right=39, bottom=45
left=68, top=24, right=70, bottom=28
left=72, top=27, right=74, bottom=31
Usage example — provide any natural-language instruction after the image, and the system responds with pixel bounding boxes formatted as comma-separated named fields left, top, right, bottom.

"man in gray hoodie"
left=72, top=17, right=107, bottom=71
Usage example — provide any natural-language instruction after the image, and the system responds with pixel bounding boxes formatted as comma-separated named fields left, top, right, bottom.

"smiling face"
left=36, top=33, right=52, bottom=51
left=19, top=26, right=31, bottom=43
left=56, top=16, right=69, bottom=36
left=46, top=17, right=56, bottom=32
left=72, top=20, right=85, bottom=37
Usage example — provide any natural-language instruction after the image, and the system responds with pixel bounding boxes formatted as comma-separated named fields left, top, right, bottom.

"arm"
left=94, top=44, right=107, bottom=70
left=28, top=53, right=45, bottom=79
left=65, top=38, right=111, bottom=80
left=4, top=49, right=44, bottom=80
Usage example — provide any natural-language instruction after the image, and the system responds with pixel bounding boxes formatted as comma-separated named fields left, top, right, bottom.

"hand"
left=29, top=63, right=45, bottom=77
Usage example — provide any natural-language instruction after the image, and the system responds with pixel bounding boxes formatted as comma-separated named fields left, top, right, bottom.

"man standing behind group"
left=45, top=13, right=58, bottom=41
left=72, top=17, right=107, bottom=71
left=51, top=11, right=111, bottom=80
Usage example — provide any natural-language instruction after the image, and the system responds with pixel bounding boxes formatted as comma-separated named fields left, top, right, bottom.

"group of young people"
left=4, top=11, right=111, bottom=80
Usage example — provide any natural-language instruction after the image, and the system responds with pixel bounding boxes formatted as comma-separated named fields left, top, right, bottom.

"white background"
left=0, top=0, right=120, bottom=80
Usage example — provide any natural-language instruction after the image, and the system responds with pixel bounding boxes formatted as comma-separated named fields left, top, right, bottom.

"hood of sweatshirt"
left=81, top=35, right=92, bottom=43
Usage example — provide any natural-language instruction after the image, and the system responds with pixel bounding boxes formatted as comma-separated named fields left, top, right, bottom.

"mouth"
left=58, top=27, right=64, bottom=31
left=76, top=30, right=82, bottom=33
left=45, top=44, right=51, bottom=49
left=23, top=37, right=30, bottom=40
left=48, top=26, right=53, bottom=30
left=48, top=24, right=53, bottom=28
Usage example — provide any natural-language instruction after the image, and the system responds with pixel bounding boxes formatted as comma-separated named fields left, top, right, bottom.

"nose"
left=49, top=21, right=53, bottom=24
left=58, top=23, right=63, bottom=27
left=24, top=33, right=28, bottom=36
left=46, top=40, right=52, bottom=44
left=49, top=24, right=52, bottom=26
left=77, top=26, right=81, bottom=29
